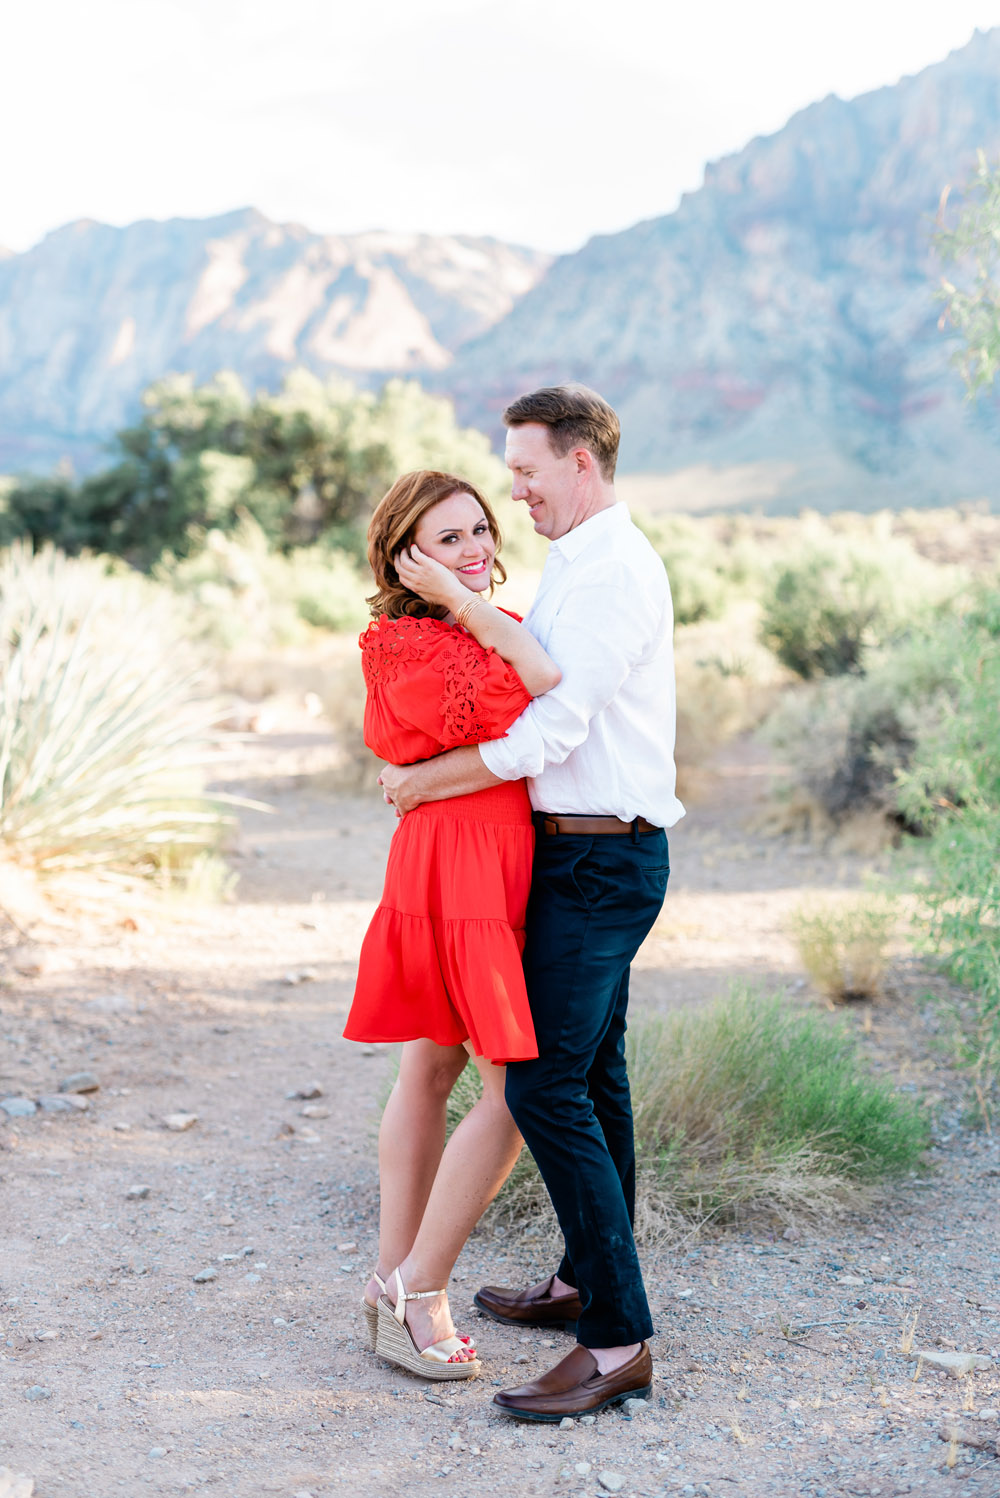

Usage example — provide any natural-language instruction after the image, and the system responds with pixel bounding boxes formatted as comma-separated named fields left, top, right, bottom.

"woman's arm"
left=395, top=545, right=561, bottom=697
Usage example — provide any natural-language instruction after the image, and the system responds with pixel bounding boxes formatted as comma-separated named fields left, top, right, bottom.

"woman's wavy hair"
left=366, top=470, right=507, bottom=621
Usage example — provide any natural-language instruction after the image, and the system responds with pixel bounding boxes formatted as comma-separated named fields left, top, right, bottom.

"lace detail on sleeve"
left=359, top=616, right=427, bottom=685
left=359, top=615, right=525, bottom=750
left=432, top=630, right=508, bottom=745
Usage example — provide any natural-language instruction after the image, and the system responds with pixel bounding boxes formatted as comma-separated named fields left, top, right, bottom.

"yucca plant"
left=0, top=543, right=231, bottom=874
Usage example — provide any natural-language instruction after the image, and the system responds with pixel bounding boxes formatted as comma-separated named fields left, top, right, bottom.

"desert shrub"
left=762, top=627, right=959, bottom=827
left=447, top=988, right=928, bottom=1243
left=673, top=601, right=789, bottom=786
left=638, top=514, right=740, bottom=625
left=0, top=542, right=229, bottom=874
left=4, top=372, right=513, bottom=567
left=155, top=513, right=369, bottom=652
left=895, top=585, right=1000, bottom=1041
left=759, top=524, right=959, bottom=679
left=790, top=898, right=896, bottom=1001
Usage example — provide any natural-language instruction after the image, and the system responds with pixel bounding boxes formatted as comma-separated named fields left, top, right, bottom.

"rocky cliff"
left=445, top=28, right=1000, bottom=510
left=0, top=210, right=550, bottom=471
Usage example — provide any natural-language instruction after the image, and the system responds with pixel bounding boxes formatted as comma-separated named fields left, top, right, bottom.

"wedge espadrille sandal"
left=375, top=1269, right=482, bottom=1380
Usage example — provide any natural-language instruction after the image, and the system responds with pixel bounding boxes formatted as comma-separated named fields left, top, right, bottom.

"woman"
left=343, top=469, right=560, bottom=1382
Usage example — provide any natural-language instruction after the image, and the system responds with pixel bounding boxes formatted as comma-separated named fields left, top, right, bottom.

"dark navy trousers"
left=504, top=821, right=670, bottom=1348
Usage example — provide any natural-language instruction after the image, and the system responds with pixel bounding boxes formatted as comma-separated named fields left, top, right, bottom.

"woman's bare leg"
left=365, top=1038, right=468, bottom=1306
left=388, top=1050, right=523, bottom=1354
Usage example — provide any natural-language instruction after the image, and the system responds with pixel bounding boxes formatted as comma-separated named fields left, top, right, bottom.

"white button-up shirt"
left=480, top=502, right=685, bottom=830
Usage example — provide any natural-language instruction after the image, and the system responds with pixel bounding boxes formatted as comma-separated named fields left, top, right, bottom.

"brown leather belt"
left=539, top=813, right=660, bottom=836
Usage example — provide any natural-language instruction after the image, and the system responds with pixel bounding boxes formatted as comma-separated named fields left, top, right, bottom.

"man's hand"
left=378, top=762, right=424, bottom=817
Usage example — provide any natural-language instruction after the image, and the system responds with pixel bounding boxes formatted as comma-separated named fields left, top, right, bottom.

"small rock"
left=574, top=1463, right=592, bottom=1476
left=578, top=1414, right=596, bottom=1426
left=938, top=1423, right=997, bottom=1453
left=24, top=1386, right=51, bottom=1402
left=275, top=1122, right=295, bottom=1138
left=513, top=1353, right=530, bottom=1364
left=34, top=1331, right=58, bottom=1342
left=60, top=1095, right=90, bottom=1112
left=58, top=1072, right=100, bottom=1094
left=218, top=1254, right=240, bottom=1263
left=193, top=1267, right=218, bottom=1284
left=559, top=1416, right=575, bottom=1429
left=147, top=1448, right=166, bottom=1460
left=112, top=1121, right=131, bottom=1132
left=291, top=1082, right=324, bottom=1100
left=301, top=1104, right=329, bottom=1119
left=1, top=1097, right=37, bottom=1118
left=598, top=1474, right=625, bottom=1494
left=621, top=1396, right=650, bottom=1416
left=163, top=1113, right=198, bottom=1132
left=126, top=1185, right=151, bottom=1200
left=912, top=1349, right=993, bottom=1377
left=978, top=1408, right=999, bottom=1420
left=36, top=1096, right=75, bottom=1114
left=0, top=1468, right=35, bottom=1498
left=782, top=1224, right=802, bottom=1241
left=837, top=1274, right=865, bottom=1286
left=244, top=1273, right=262, bottom=1285
left=282, top=968, right=318, bottom=986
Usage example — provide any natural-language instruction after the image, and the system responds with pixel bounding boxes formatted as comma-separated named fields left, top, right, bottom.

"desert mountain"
left=445, top=28, right=1000, bottom=511
left=0, top=210, right=550, bottom=471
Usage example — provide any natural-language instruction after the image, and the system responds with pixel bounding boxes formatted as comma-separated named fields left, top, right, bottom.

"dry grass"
left=450, top=987, right=928, bottom=1247
left=790, top=898, right=896, bottom=1002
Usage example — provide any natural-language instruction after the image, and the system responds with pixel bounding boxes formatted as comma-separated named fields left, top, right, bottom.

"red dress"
left=343, top=612, right=539, bottom=1064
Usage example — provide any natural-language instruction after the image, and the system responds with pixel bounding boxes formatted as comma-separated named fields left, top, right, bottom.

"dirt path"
left=2, top=719, right=998, bottom=1498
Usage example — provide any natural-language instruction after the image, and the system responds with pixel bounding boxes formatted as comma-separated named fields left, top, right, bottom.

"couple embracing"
left=343, top=384, right=684, bottom=1420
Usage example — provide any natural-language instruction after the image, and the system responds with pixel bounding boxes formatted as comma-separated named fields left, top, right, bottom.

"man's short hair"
left=502, top=384, right=620, bottom=481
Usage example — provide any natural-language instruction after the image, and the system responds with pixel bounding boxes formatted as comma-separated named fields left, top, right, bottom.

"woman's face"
left=410, top=491, right=496, bottom=592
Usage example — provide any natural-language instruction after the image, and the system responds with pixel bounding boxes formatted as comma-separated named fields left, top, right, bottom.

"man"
left=378, top=384, right=684, bottom=1419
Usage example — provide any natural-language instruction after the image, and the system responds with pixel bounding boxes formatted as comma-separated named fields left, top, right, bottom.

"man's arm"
left=379, top=745, right=503, bottom=814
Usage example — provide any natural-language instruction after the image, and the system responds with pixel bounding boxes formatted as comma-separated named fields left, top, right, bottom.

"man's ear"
left=572, top=446, right=594, bottom=477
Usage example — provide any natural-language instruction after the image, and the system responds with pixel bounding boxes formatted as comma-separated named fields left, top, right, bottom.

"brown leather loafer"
left=493, top=1342, right=652, bottom=1422
left=474, top=1275, right=583, bottom=1331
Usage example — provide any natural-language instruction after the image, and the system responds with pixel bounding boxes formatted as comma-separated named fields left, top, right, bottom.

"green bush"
left=759, top=525, right=958, bottom=679
left=763, top=627, right=959, bottom=825
left=446, top=988, right=928, bottom=1241
left=155, top=513, right=369, bottom=652
left=637, top=514, right=738, bottom=625
left=0, top=542, right=229, bottom=874
left=896, top=585, right=1000, bottom=1039
left=2, top=372, right=512, bottom=567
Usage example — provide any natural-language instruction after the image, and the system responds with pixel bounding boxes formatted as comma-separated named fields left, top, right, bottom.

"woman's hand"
left=395, top=544, right=467, bottom=610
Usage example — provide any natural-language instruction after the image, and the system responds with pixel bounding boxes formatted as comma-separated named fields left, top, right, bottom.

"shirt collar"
left=550, top=500, right=630, bottom=563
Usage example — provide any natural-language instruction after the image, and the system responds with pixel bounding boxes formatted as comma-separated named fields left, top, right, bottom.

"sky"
left=4, top=0, right=1000, bottom=256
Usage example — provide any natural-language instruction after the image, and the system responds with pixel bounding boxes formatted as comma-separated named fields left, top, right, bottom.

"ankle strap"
left=388, top=1267, right=446, bottom=1325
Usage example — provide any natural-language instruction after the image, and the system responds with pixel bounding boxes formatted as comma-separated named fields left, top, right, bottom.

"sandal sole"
left=375, top=1297, right=482, bottom=1381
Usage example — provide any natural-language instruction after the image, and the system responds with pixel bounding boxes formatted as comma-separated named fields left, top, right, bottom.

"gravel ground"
left=1, top=718, right=998, bottom=1498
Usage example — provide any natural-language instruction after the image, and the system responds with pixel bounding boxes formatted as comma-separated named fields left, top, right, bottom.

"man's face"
left=505, top=423, right=583, bottom=541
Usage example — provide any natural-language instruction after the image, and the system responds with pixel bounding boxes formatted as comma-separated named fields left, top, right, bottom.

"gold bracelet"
left=455, top=596, right=485, bottom=630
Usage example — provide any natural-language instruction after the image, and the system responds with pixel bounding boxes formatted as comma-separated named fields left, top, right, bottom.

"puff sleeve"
left=359, top=615, right=533, bottom=764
